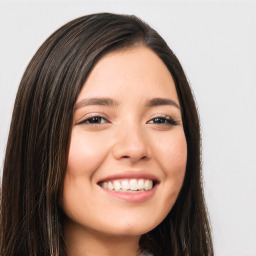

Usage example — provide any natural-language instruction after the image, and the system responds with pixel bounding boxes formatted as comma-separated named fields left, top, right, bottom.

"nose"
left=112, top=125, right=151, bottom=163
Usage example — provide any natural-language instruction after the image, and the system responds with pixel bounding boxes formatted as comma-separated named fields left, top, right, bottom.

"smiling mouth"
left=98, top=179, right=156, bottom=192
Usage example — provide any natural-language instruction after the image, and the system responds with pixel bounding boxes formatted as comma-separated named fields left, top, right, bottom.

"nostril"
left=111, top=132, right=151, bottom=161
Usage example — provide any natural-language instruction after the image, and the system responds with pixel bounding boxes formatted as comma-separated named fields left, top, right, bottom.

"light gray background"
left=0, top=1, right=255, bottom=255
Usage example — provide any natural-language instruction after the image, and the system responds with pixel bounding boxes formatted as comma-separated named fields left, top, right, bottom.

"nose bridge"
left=112, top=118, right=150, bottom=161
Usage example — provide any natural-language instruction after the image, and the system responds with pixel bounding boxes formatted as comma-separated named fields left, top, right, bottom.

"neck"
left=64, top=218, right=141, bottom=256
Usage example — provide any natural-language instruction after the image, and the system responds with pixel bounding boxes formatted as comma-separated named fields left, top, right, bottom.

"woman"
left=0, top=13, right=213, bottom=256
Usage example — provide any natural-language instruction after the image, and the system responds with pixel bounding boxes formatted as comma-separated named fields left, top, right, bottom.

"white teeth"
left=129, top=179, right=138, bottom=191
left=121, top=180, right=129, bottom=191
left=113, top=180, right=121, bottom=191
left=137, top=179, right=144, bottom=190
left=100, top=179, right=154, bottom=192
left=149, top=180, right=153, bottom=189
left=102, top=182, right=108, bottom=189
left=144, top=180, right=153, bottom=191
left=107, top=181, right=114, bottom=190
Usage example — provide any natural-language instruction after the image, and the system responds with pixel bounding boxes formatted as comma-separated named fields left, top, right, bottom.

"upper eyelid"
left=76, top=113, right=110, bottom=123
left=75, top=116, right=110, bottom=126
left=148, top=114, right=178, bottom=121
left=147, top=116, right=178, bottom=124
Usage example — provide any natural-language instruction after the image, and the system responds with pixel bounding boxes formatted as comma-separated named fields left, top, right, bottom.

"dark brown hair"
left=0, top=13, right=213, bottom=256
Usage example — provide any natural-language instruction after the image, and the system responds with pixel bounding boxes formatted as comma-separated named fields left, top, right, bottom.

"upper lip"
left=97, top=170, right=160, bottom=184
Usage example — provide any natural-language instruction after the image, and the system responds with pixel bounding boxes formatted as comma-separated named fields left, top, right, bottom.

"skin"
left=62, top=46, right=187, bottom=256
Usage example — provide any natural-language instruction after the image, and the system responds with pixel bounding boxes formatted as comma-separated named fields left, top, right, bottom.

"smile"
left=97, top=172, right=159, bottom=202
left=99, top=179, right=153, bottom=192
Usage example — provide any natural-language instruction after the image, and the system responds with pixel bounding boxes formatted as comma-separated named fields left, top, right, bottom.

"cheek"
left=162, top=130, right=187, bottom=170
left=67, top=129, right=108, bottom=177
left=155, top=129, right=187, bottom=192
left=62, top=130, right=110, bottom=221
left=63, top=130, right=107, bottom=207
left=154, top=127, right=187, bottom=163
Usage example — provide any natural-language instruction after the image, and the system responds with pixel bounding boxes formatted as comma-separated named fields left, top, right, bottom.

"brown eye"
left=147, top=116, right=178, bottom=126
left=78, top=116, right=109, bottom=125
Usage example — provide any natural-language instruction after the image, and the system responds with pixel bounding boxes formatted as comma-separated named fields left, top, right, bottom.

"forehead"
left=77, top=46, right=178, bottom=102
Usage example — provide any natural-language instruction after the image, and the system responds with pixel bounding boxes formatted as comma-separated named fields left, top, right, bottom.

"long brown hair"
left=0, top=13, right=213, bottom=256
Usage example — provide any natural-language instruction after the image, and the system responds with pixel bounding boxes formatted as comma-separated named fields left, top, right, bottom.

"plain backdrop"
left=0, top=1, right=255, bottom=255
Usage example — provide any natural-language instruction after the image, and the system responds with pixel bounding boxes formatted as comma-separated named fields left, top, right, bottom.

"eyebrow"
left=74, top=97, right=119, bottom=109
left=74, top=97, right=180, bottom=110
left=145, top=98, right=180, bottom=109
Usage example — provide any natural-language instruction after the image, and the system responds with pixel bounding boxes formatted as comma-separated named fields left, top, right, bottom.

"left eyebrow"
left=145, top=98, right=180, bottom=109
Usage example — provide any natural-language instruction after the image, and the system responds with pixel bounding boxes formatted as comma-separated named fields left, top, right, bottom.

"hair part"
left=1, top=13, right=213, bottom=256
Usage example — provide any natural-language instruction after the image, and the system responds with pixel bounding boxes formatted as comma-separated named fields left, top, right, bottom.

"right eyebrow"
left=145, top=97, right=180, bottom=109
left=74, top=97, right=119, bottom=110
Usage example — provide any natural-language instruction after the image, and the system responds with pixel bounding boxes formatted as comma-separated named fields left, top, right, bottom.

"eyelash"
left=77, top=115, right=179, bottom=126
left=147, top=116, right=179, bottom=126
left=78, top=116, right=109, bottom=125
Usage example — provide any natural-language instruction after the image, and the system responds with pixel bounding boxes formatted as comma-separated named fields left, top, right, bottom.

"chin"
left=99, top=217, right=162, bottom=237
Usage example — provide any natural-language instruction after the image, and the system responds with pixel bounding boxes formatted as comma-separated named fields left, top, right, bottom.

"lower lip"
left=99, top=185, right=158, bottom=203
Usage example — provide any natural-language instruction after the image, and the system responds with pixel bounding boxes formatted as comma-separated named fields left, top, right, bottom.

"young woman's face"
left=62, top=46, right=187, bottom=237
